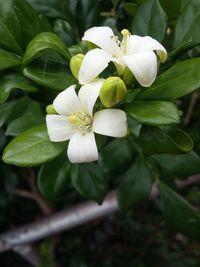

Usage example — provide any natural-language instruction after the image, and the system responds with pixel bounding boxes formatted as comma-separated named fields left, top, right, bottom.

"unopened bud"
left=70, top=54, right=84, bottom=79
left=123, top=67, right=135, bottom=86
left=46, top=104, right=57, bottom=114
left=100, top=77, right=127, bottom=108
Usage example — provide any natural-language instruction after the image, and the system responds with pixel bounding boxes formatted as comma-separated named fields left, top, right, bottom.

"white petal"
left=82, top=26, right=120, bottom=55
left=53, top=85, right=81, bottom=116
left=123, top=51, right=157, bottom=87
left=46, top=115, right=76, bottom=142
left=78, top=79, right=105, bottom=116
left=78, top=48, right=112, bottom=84
left=93, top=109, right=127, bottom=137
left=127, top=35, right=167, bottom=63
left=67, top=131, right=98, bottom=163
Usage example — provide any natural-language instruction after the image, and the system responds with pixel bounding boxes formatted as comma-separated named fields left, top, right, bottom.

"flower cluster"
left=46, top=26, right=167, bottom=163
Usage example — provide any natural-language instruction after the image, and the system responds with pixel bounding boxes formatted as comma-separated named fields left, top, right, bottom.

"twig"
left=14, top=188, right=53, bottom=216
left=1, top=175, right=200, bottom=252
left=183, top=91, right=200, bottom=126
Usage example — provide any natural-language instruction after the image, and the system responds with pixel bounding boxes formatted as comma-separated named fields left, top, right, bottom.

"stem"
left=183, top=91, right=200, bottom=126
left=14, top=189, right=53, bottom=216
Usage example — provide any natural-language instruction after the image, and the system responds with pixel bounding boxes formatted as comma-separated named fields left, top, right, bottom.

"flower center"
left=68, top=112, right=93, bottom=133
left=121, top=29, right=130, bottom=54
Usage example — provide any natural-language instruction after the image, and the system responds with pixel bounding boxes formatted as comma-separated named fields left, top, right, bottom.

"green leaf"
left=151, top=151, right=200, bottom=177
left=99, top=138, right=135, bottom=173
left=38, top=155, right=71, bottom=200
left=159, top=181, right=200, bottom=239
left=126, top=100, right=180, bottom=126
left=0, top=73, right=38, bottom=104
left=132, top=0, right=167, bottom=42
left=5, top=100, right=44, bottom=136
left=118, top=159, right=152, bottom=210
left=13, top=0, right=52, bottom=47
left=71, top=163, right=108, bottom=204
left=160, top=0, right=182, bottom=19
left=76, top=0, right=99, bottom=35
left=0, top=48, right=21, bottom=71
left=173, top=0, right=200, bottom=48
left=27, top=0, right=76, bottom=23
left=5, top=97, right=37, bottom=123
left=23, top=32, right=70, bottom=65
left=6, top=114, right=44, bottom=136
left=68, top=42, right=88, bottom=57
left=140, top=126, right=193, bottom=155
left=136, top=58, right=200, bottom=100
left=2, top=124, right=65, bottom=166
left=124, top=3, right=138, bottom=16
left=23, top=63, right=76, bottom=91
left=54, top=19, right=76, bottom=46
left=0, top=0, right=23, bottom=54
left=0, top=100, right=16, bottom=127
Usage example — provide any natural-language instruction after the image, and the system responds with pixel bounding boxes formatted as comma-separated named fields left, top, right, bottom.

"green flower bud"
left=100, top=77, right=127, bottom=108
left=123, top=67, right=135, bottom=86
left=70, top=54, right=84, bottom=79
left=46, top=104, right=57, bottom=114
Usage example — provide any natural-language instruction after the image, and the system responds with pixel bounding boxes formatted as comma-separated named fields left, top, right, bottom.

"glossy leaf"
left=132, top=0, right=167, bottom=42
left=126, top=100, right=180, bottom=126
left=160, top=0, right=182, bottom=19
left=23, top=32, right=70, bottom=65
left=136, top=58, right=200, bottom=100
left=99, top=138, right=135, bottom=173
left=5, top=97, right=37, bottom=123
left=71, top=163, right=108, bottom=204
left=124, top=3, right=138, bottom=16
left=76, top=0, right=99, bottom=35
left=27, top=0, right=76, bottom=24
left=0, top=101, right=16, bottom=127
left=0, top=73, right=38, bottom=104
left=118, top=159, right=152, bottom=210
left=38, top=155, right=71, bottom=200
left=0, top=0, right=23, bottom=54
left=54, top=19, right=76, bottom=46
left=159, top=181, right=200, bottom=240
left=13, top=0, right=52, bottom=47
left=173, top=0, right=200, bottom=48
left=140, top=126, right=193, bottom=155
left=0, top=48, right=21, bottom=71
left=23, top=63, right=76, bottom=91
left=6, top=114, right=44, bottom=137
left=2, top=125, right=65, bottom=166
left=5, top=100, right=44, bottom=136
left=151, top=151, right=200, bottom=177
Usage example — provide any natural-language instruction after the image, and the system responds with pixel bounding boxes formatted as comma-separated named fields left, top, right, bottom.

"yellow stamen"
left=121, top=29, right=130, bottom=54
left=68, top=114, right=78, bottom=124
left=121, top=29, right=130, bottom=36
left=68, top=112, right=93, bottom=133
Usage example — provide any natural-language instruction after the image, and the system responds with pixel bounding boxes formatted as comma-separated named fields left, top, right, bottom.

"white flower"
left=78, top=26, right=167, bottom=87
left=46, top=79, right=127, bottom=163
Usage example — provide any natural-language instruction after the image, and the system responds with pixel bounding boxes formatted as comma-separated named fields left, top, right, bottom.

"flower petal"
left=123, top=51, right=157, bottom=87
left=78, top=48, right=112, bottom=84
left=46, top=115, right=76, bottom=142
left=53, top=85, right=81, bottom=116
left=67, top=131, right=98, bottom=163
left=82, top=26, right=120, bottom=55
left=93, top=109, right=127, bottom=137
left=78, top=79, right=105, bottom=116
left=127, top=35, right=167, bottom=63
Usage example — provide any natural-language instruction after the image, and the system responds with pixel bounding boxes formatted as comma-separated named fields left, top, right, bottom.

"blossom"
left=46, top=79, right=127, bottom=163
left=78, top=26, right=167, bottom=87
